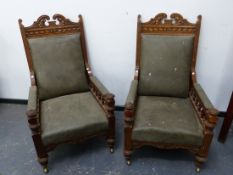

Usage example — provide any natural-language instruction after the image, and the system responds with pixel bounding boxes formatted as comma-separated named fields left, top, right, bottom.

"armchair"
left=124, top=13, right=218, bottom=172
left=19, top=14, right=115, bottom=173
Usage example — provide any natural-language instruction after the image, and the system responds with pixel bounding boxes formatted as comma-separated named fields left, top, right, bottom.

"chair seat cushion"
left=40, top=92, right=108, bottom=146
left=132, top=96, right=204, bottom=146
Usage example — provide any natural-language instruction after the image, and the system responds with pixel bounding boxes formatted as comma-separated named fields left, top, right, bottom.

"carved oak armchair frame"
left=19, top=14, right=115, bottom=173
left=124, top=13, right=218, bottom=172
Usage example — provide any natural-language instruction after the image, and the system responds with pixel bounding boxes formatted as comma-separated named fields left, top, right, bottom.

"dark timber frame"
left=19, top=14, right=115, bottom=173
left=124, top=13, right=218, bottom=172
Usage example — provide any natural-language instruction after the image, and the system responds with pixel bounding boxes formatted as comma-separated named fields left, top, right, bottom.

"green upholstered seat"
left=132, top=96, right=204, bottom=146
left=138, top=34, right=194, bottom=98
left=28, top=33, right=89, bottom=100
left=40, top=92, right=108, bottom=146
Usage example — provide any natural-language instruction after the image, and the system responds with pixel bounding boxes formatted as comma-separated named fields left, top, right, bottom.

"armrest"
left=125, top=80, right=138, bottom=109
left=89, top=76, right=115, bottom=115
left=124, top=79, right=138, bottom=125
left=90, top=76, right=109, bottom=95
left=124, top=80, right=138, bottom=133
left=194, top=83, right=218, bottom=115
left=26, top=86, right=38, bottom=117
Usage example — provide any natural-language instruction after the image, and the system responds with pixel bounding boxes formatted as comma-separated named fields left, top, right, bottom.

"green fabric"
left=132, top=96, right=204, bottom=146
left=194, top=83, right=214, bottom=109
left=138, top=34, right=194, bottom=98
left=125, top=80, right=138, bottom=105
left=40, top=92, right=108, bottom=146
left=90, top=76, right=109, bottom=95
left=28, top=33, right=89, bottom=100
left=27, top=86, right=37, bottom=112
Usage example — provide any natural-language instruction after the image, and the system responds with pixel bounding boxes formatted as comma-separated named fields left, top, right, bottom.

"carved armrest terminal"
left=89, top=76, right=115, bottom=117
left=26, top=85, right=40, bottom=135
left=124, top=80, right=138, bottom=126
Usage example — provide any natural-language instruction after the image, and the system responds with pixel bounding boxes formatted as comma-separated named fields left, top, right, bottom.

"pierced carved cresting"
left=144, top=13, right=193, bottom=25
left=19, top=14, right=81, bottom=38
left=140, top=13, right=201, bottom=34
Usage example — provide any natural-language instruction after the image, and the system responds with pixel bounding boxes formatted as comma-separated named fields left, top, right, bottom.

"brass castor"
left=110, top=148, right=114, bottom=153
left=196, top=167, right=201, bottom=173
left=43, top=166, right=49, bottom=174
left=126, top=160, right=131, bottom=166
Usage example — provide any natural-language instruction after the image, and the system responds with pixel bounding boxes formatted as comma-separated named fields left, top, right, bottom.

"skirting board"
left=0, top=98, right=27, bottom=104
left=0, top=98, right=226, bottom=116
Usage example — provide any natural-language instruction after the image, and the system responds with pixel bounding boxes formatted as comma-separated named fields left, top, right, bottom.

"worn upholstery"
left=138, top=34, right=194, bottom=98
left=132, top=96, right=204, bottom=146
left=27, top=86, right=37, bottom=112
left=40, top=92, right=108, bottom=146
left=194, top=83, right=214, bottom=110
left=28, top=33, right=89, bottom=100
left=125, top=80, right=138, bottom=105
left=90, top=76, right=109, bottom=95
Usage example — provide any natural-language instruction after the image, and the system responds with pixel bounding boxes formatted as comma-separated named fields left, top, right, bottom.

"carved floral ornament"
left=140, top=13, right=201, bottom=33
left=18, top=14, right=81, bottom=37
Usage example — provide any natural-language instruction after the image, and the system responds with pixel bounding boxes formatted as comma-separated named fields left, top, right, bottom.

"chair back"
left=19, top=14, right=91, bottom=100
left=136, top=13, right=201, bottom=97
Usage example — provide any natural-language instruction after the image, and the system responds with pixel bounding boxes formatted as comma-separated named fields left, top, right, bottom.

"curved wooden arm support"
left=89, top=79, right=115, bottom=149
left=89, top=78, right=115, bottom=115
left=26, top=86, right=48, bottom=167
left=190, top=87, right=218, bottom=168
left=190, top=87, right=218, bottom=126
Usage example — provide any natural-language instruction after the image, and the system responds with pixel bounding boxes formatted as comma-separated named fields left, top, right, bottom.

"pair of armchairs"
left=19, top=13, right=218, bottom=173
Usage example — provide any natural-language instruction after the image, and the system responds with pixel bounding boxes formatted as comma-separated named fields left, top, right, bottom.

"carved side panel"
left=189, top=88, right=206, bottom=126
left=89, top=79, right=115, bottom=149
left=190, top=87, right=218, bottom=164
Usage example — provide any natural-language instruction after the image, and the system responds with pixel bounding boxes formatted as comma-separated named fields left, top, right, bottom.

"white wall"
left=0, top=0, right=232, bottom=110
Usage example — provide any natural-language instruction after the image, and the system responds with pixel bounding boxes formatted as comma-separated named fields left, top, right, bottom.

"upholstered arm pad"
left=26, top=86, right=38, bottom=116
left=125, top=80, right=138, bottom=109
left=90, top=76, right=109, bottom=96
left=194, top=83, right=218, bottom=115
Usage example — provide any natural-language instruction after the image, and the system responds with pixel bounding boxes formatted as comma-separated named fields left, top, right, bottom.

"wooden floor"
left=0, top=103, right=233, bottom=175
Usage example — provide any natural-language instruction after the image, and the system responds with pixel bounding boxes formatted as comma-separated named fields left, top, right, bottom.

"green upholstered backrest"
left=138, top=34, right=194, bottom=97
left=28, top=33, right=89, bottom=100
